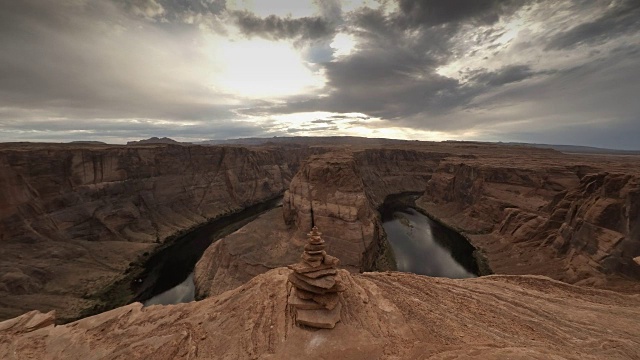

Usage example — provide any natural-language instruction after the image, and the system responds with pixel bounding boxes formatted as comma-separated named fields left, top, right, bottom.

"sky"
left=1, top=0, right=639, bottom=149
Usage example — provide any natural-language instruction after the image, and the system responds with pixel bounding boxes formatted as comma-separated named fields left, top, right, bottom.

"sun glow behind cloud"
left=330, top=33, right=357, bottom=59
left=244, top=111, right=461, bottom=141
left=205, top=36, right=326, bottom=99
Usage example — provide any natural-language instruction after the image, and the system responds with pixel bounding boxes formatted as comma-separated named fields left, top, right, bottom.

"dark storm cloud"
left=231, top=10, right=335, bottom=40
left=546, top=0, right=640, bottom=50
left=157, top=0, right=226, bottom=15
left=256, top=0, right=640, bottom=150
left=265, top=2, right=529, bottom=120
left=287, top=125, right=339, bottom=133
left=2, top=0, right=640, bottom=149
left=470, top=65, right=537, bottom=86
left=315, top=0, right=343, bottom=22
left=117, top=0, right=227, bottom=20
left=0, top=0, right=240, bottom=137
left=396, top=0, right=524, bottom=27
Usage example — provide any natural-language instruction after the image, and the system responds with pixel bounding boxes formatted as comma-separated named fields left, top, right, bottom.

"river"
left=138, top=197, right=282, bottom=306
left=382, top=207, right=479, bottom=278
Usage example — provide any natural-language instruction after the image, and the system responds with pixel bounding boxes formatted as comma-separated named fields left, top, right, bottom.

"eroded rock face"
left=4, top=141, right=640, bottom=324
left=193, top=208, right=302, bottom=299
left=545, top=173, right=640, bottom=281
left=1, top=268, right=639, bottom=359
left=417, top=150, right=640, bottom=290
left=282, top=153, right=380, bottom=272
left=0, top=143, right=314, bottom=321
left=196, top=145, right=640, bottom=300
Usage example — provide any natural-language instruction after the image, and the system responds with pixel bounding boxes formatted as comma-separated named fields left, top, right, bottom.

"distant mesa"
left=68, top=141, right=106, bottom=145
left=126, top=137, right=190, bottom=145
left=197, top=136, right=410, bottom=146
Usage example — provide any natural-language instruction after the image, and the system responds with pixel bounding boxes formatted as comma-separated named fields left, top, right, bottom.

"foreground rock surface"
left=1, top=268, right=639, bottom=359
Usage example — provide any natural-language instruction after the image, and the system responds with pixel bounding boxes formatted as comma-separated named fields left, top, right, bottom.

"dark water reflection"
left=134, top=197, right=282, bottom=306
left=382, top=207, right=479, bottom=278
left=144, top=273, right=195, bottom=306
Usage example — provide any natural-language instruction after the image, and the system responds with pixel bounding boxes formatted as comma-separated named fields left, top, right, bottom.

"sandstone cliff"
left=3, top=141, right=640, bottom=324
left=417, top=148, right=640, bottom=291
left=0, top=143, right=316, bottom=321
left=2, top=268, right=639, bottom=359
left=282, top=153, right=380, bottom=272
left=195, top=145, right=640, bottom=300
left=193, top=208, right=303, bottom=299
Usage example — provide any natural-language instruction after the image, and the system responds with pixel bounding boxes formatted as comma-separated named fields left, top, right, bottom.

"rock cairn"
left=287, top=226, right=345, bottom=329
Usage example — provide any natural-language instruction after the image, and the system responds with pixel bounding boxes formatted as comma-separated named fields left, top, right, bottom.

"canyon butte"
left=1, top=137, right=639, bottom=359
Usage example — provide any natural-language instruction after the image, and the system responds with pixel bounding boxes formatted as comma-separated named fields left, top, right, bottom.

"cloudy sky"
left=1, top=0, right=639, bottom=148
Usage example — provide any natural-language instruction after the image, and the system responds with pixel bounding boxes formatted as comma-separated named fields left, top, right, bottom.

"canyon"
left=1, top=138, right=639, bottom=358
left=0, top=142, right=317, bottom=321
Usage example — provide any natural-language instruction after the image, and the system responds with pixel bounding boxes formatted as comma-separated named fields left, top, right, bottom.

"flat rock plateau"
left=1, top=138, right=640, bottom=359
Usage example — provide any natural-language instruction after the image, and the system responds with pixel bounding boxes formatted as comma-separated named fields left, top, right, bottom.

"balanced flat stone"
left=302, top=252, right=323, bottom=263
left=294, top=287, right=315, bottom=300
left=306, top=250, right=326, bottom=256
left=302, top=259, right=322, bottom=268
left=288, top=262, right=336, bottom=274
left=288, top=273, right=331, bottom=294
left=323, top=281, right=347, bottom=293
left=310, top=292, right=341, bottom=310
left=323, top=254, right=340, bottom=267
left=288, top=290, right=325, bottom=310
left=296, top=302, right=342, bottom=329
left=305, top=243, right=326, bottom=252
left=293, top=272, right=336, bottom=289
left=301, top=268, right=337, bottom=279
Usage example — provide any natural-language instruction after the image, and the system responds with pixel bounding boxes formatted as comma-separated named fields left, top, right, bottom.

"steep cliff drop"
left=417, top=152, right=640, bottom=292
left=2, top=140, right=640, bottom=340
left=0, top=143, right=316, bottom=322
left=195, top=146, right=640, bottom=300
left=194, top=151, right=395, bottom=299
left=282, top=152, right=385, bottom=272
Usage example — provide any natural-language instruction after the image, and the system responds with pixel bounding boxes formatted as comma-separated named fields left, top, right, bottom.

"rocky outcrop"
left=282, top=152, right=382, bottom=272
left=2, top=268, right=639, bottom=359
left=0, top=143, right=316, bottom=321
left=353, top=148, right=445, bottom=208
left=196, top=145, right=640, bottom=300
left=193, top=208, right=302, bottom=299
left=544, top=173, right=640, bottom=282
left=287, top=227, right=346, bottom=329
left=417, top=149, right=640, bottom=291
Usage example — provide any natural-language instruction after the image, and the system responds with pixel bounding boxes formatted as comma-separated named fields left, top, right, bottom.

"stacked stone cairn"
left=287, top=226, right=346, bottom=329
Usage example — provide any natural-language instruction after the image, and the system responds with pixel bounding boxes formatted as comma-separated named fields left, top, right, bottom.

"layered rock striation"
left=3, top=140, right=640, bottom=324
left=196, top=144, right=640, bottom=301
left=417, top=149, right=640, bottom=291
left=0, top=143, right=318, bottom=321
left=282, top=153, right=380, bottom=272
left=287, top=227, right=345, bottom=329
